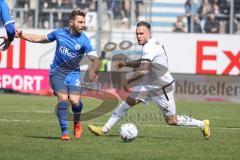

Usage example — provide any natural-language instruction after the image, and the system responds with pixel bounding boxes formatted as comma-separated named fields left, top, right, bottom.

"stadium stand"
left=150, top=0, right=186, bottom=32
left=4, top=0, right=240, bottom=34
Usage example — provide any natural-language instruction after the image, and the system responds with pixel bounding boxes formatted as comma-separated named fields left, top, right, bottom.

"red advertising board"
left=0, top=68, right=53, bottom=95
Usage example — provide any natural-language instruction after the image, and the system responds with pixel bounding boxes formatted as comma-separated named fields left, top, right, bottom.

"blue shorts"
left=50, top=72, right=81, bottom=94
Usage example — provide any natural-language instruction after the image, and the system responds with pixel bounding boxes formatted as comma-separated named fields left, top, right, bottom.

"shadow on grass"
left=24, top=135, right=59, bottom=140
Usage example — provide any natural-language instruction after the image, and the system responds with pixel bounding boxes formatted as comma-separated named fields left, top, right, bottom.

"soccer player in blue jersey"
left=0, top=0, right=15, bottom=51
left=15, top=9, right=100, bottom=141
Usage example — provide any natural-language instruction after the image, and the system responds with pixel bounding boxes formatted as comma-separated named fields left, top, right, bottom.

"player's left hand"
left=0, top=36, right=11, bottom=51
left=15, top=29, right=23, bottom=38
left=116, top=61, right=126, bottom=70
left=88, top=70, right=98, bottom=83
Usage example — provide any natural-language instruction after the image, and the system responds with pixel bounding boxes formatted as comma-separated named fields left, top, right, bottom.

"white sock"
left=176, top=115, right=204, bottom=129
left=102, top=101, right=131, bottom=133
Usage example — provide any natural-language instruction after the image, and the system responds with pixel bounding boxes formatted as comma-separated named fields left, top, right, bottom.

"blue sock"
left=72, top=100, right=83, bottom=125
left=57, top=101, right=69, bottom=135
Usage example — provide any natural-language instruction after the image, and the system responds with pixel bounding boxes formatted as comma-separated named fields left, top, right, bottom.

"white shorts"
left=129, top=82, right=176, bottom=117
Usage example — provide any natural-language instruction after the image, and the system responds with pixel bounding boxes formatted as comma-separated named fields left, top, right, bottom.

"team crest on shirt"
left=9, top=9, right=13, bottom=15
left=9, top=9, right=14, bottom=19
left=75, top=44, right=81, bottom=50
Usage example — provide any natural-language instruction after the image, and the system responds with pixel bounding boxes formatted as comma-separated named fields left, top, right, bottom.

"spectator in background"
left=122, top=0, right=130, bottom=23
left=60, top=0, right=73, bottom=8
left=107, top=0, right=114, bottom=11
left=61, top=0, right=74, bottom=27
left=184, top=0, right=201, bottom=32
left=114, top=0, right=124, bottom=20
left=184, top=0, right=193, bottom=33
left=39, top=0, right=50, bottom=28
left=173, top=16, right=185, bottom=32
left=14, top=0, right=30, bottom=27
left=107, top=0, right=123, bottom=20
left=193, top=14, right=203, bottom=33
left=48, top=0, right=61, bottom=28
left=197, top=0, right=212, bottom=31
left=211, top=0, right=220, bottom=14
left=218, top=0, right=229, bottom=14
left=74, top=0, right=94, bottom=12
left=204, top=13, right=220, bottom=33
left=135, top=0, right=143, bottom=20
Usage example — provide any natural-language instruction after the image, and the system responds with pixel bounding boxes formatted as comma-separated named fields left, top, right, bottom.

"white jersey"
left=130, top=38, right=176, bottom=116
left=141, top=37, right=174, bottom=87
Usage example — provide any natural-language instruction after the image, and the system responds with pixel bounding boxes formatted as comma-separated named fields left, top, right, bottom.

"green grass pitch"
left=0, top=94, right=239, bottom=160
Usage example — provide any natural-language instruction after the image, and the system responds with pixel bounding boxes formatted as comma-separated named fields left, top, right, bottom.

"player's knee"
left=57, top=100, right=69, bottom=109
left=69, top=94, right=81, bottom=106
left=57, top=93, right=68, bottom=102
left=126, top=97, right=137, bottom=107
left=69, top=99, right=80, bottom=106
left=69, top=97, right=81, bottom=106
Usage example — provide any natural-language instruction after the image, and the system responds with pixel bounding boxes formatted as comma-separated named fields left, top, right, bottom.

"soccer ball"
left=119, top=123, right=138, bottom=142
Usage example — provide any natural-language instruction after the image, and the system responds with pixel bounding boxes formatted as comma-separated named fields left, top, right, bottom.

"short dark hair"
left=136, top=21, right=151, bottom=31
left=69, top=9, right=85, bottom=21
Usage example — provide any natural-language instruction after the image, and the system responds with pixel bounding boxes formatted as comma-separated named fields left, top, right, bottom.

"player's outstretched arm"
left=15, top=29, right=49, bottom=43
left=116, top=60, right=142, bottom=70
left=116, top=59, right=151, bottom=70
left=123, top=60, right=150, bottom=91
left=0, top=23, right=16, bottom=51
left=126, top=60, right=142, bottom=68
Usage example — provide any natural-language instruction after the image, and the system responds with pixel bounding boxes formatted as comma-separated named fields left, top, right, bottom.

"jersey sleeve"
left=5, top=22, right=15, bottom=42
left=0, top=0, right=14, bottom=26
left=83, top=36, right=98, bottom=57
left=46, top=30, right=58, bottom=42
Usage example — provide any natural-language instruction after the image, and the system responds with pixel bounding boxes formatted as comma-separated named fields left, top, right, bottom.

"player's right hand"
left=0, top=36, right=11, bottom=51
left=116, top=61, right=126, bottom=70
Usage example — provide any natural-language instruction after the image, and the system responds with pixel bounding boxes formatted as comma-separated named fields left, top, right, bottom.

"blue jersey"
left=0, top=0, right=15, bottom=41
left=47, top=28, right=97, bottom=75
left=0, top=0, right=13, bottom=26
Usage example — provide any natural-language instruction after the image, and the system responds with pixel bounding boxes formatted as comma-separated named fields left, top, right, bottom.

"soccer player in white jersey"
left=88, top=21, right=210, bottom=140
left=15, top=10, right=100, bottom=141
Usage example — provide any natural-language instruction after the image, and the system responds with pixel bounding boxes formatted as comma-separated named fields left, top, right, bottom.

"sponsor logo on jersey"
left=59, top=46, right=77, bottom=58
